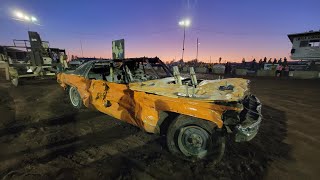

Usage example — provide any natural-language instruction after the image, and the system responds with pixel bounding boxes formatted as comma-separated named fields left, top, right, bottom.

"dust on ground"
left=0, top=77, right=319, bottom=179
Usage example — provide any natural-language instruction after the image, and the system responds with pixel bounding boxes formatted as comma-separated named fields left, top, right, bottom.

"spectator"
left=268, top=58, right=272, bottom=63
left=273, top=58, right=277, bottom=64
left=276, top=64, right=283, bottom=77
left=278, top=58, right=282, bottom=65
left=251, top=59, right=257, bottom=71
left=263, top=57, right=267, bottom=62
left=284, top=65, right=290, bottom=77
left=283, top=57, right=288, bottom=66
left=225, top=62, right=231, bottom=75
left=242, top=58, right=246, bottom=68
left=208, top=64, right=212, bottom=73
left=258, top=59, right=263, bottom=69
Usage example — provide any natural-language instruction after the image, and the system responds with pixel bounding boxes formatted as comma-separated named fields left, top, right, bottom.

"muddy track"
left=0, top=78, right=319, bottom=179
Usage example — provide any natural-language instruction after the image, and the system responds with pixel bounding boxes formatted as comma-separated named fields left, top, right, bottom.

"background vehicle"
left=0, top=31, right=68, bottom=86
left=57, top=57, right=262, bottom=163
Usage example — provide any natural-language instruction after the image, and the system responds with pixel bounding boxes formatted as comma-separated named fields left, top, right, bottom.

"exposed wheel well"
left=157, top=111, right=220, bottom=135
left=157, top=111, right=179, bottom=135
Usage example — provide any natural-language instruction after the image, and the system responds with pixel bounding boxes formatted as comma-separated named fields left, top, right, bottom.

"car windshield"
left=123, top=59, right=172, bottom=82
left=73, top=61, right=93, bottom=75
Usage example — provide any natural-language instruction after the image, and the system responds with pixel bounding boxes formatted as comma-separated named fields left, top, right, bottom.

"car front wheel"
left=68, top=86, right=83, bottom=109
left=167, top=115, right=225, bottom=163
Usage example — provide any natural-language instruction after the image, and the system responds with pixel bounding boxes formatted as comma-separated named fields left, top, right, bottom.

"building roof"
left=288, top=30, right=320, bottom=43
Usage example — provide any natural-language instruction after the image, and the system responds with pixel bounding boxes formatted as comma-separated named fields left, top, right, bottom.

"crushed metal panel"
left=129, top=78, right=249, bottom=102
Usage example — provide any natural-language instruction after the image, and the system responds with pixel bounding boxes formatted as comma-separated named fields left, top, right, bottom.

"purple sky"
left=0, top=0, right=319, bottom=62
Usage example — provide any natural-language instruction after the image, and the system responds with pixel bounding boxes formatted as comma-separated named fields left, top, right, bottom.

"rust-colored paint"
left=57, top=73, right=242, bottom=133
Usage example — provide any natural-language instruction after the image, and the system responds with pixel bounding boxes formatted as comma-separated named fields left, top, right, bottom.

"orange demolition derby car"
left=57, top=57, right=262, bottom=162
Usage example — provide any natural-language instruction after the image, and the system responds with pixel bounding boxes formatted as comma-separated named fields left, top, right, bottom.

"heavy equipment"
left=0, top=31, right=68, bottom=86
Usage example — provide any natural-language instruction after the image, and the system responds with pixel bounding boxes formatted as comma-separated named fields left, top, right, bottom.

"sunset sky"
left=0, top=0, right=319, bottom=62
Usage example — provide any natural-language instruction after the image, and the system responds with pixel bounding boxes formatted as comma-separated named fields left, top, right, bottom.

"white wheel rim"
left=69, top=87, right=80, bottom=107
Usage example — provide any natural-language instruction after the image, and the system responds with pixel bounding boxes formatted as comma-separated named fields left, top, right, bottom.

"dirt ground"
left=0, top=76, right=319, bottom=180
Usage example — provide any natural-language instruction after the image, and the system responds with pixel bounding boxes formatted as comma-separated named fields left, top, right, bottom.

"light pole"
left=179, top=19, right=190, bottom=61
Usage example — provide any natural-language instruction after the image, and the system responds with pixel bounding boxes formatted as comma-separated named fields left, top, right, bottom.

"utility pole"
left=80, top=40, right=84, bottom=57
left=196, top=38, right=199, bottom=61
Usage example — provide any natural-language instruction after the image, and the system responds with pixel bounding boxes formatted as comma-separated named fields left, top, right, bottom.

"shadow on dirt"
left=0, top=110, right=140, bottom=178
left=211, top=104, right=292, bottom=179
left=17, top=78, right=58, bottom=86
left=0, top=104, right=291, bottom=180
left=0, top=88, right=15, bottom=127
left=45, top=104, right=292, bottom=179
left=0, top=111, right=98, bottom=138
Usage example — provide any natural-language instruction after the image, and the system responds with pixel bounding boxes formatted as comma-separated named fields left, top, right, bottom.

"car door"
left=87, top=63, right=139, bottom=127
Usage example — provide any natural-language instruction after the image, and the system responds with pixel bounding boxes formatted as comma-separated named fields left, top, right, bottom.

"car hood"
left=129, top=77, right=249, bottom=102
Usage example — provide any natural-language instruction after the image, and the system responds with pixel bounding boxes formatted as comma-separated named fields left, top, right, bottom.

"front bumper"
left=235, top=95, right=262, bottom=142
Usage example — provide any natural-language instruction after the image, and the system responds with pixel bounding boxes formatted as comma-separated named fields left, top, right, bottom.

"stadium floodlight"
left=15, top=11, right=24, bottom=18
left=31, top=16, right=37, bottom=22
left=179, top=19, right=191, bottom=27
left=13, top=10, right=38, bottom=24
left=24, top=15, right=30, bottom=21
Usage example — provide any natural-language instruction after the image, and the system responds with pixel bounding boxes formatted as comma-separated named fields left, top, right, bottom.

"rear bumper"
left=235, top=95, right=262, bottom=142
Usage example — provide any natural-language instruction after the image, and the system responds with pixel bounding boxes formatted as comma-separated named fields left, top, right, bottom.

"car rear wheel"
left=69, top=86, right=83, bottom=109
left=167, top=115, right=225, bottom=163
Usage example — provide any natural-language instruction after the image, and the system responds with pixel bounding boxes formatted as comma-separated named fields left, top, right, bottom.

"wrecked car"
left=57, top=57, right=262, bottom=162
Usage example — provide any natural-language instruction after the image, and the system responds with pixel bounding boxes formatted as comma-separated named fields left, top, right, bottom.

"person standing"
left=276, top=64, right=283, bottom=77
left=283, top=57, right=288, bottom=66
left=259, top=59, right=263, bottom=69
left=273, top=58, right=277, bottom=64
left=284, top=65, right=290, bottom=77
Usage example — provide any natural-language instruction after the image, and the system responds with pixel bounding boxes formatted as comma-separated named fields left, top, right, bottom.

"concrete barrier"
left=291, top=71, right=320, bottom=79
left=195, top=67, right=207, bottom=73
left=257, top=70, right=276, bottom=77
left=213, top=68, right=224, bottom=74
left=235, top=69, right=247, bottom=76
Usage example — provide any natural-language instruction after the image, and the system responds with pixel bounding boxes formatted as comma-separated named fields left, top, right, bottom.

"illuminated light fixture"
left=15, top=11, right=24, bottom=18
left=185, top=19, right=190, bottom=26
left=24, top=15, right=30, bottom=21
left=31, top=16, right=37, bottom=22
left=179, top=19, right=191, bottom=27
left=13, top=10, right=38, bottom=23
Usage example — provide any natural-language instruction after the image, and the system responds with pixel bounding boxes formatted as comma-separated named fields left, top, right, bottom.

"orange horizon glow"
left=66, top=49, right=292, bottom=63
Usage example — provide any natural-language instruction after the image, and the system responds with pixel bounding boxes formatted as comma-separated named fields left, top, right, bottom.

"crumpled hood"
left=129, top=77, right=249, bottom=102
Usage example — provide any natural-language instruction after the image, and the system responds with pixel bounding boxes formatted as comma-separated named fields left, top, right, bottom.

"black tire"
left=68, top=86, right=83, bottom=109
left=167, top=115, right=225, bottom=163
